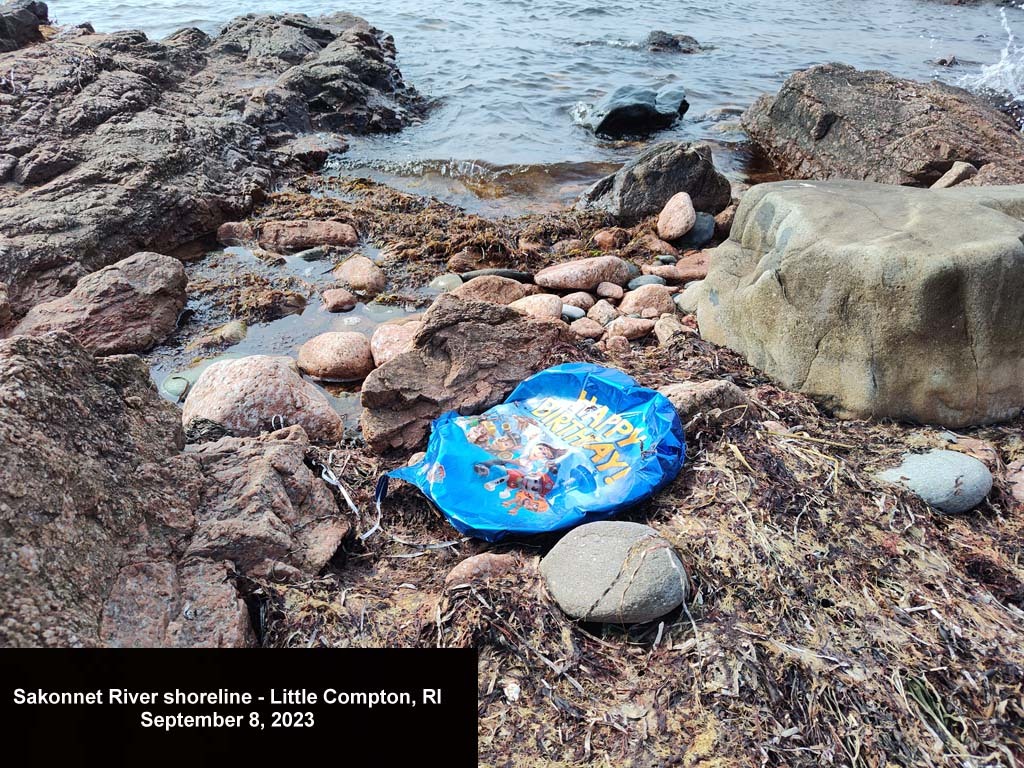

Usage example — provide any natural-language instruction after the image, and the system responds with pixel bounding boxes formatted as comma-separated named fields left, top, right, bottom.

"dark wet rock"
left=695, top=180, right=1024, bottom=427
left=675, top=212, right=716, bottom=248
left=458, top=268, right=535, bottom=283
left=360, top=295, right=575, bottom=453
left=12, top=252, right=186, bottom=354
left=576, top=85, right=689, bottom=138
left=743, top=63, right=1024, bottom=186
left=0, top=0, right=47, bottom=52
left=0, top=12, right=420, bottom=316
left=646, top=31, right=707, bottom=54
left=578, top=142, right=732, bottom=222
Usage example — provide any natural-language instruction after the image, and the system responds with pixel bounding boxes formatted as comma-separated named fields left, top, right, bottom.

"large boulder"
left=182, top=355, right=345, bottom=441
left=694, top=180, right=1024, bottom=427
left=0, top=12, right=420, bottom=315
left=743, top=63, right=1024, bottom=186
left=12, top=252, right=186, bottom=354
left=0, top=332, right=206, bottom=647
left=0, top=333, right=350, bottom=647
left=360, top=295, right=576, bottom=453
left=577, top=142, right=732, bottom=223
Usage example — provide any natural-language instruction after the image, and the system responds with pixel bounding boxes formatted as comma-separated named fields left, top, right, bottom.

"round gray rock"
left=877, top=449, right=992, bottom=513
left=561, top=304, right=586, bottom=322
left=541, top=521, right=689, bottom=623
left=627, top=274, right=666, bottom=290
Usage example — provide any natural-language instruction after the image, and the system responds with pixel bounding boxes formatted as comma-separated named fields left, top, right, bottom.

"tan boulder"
left=451, top=275, right=528, bottom=305
left=298, top=332, right=375, bottom=381
left=535, top=255, right=630, bottom=291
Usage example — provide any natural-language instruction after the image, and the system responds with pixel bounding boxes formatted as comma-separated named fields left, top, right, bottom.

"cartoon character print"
left=474, top=437, right=567, bottom=515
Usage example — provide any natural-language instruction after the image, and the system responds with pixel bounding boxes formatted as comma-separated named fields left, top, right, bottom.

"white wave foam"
left=959, top=9, right=1024, bottom=108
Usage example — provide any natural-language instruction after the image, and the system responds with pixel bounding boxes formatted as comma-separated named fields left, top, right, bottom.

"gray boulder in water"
left=576, top=85, right=689, bottom=138
left=577, top=141, right=732, bottom=222
left=694, top=180, right=1024, bottom=427
left=646, top=31, right=707, bottom=53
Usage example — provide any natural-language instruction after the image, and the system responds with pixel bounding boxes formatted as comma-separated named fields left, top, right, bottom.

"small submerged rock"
left=334, top=255, right=387, bottom=295
left=322, top=287, right=358, bottom=312
left=298, top=331, right=375, bottom=381
left=541, top=521, right=689, bottom=624
left=429, top=273, right=464, bottom=292
left=877, top=449, right=993, bottom=514
left=258, top=220, right=358, bottom=252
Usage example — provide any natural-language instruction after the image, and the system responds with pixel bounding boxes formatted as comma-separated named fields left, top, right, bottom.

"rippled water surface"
left=53, top=1, right=1024, bottom=167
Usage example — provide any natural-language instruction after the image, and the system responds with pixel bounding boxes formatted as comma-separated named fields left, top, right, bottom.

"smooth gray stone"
left=541, top=521, right=689, bottom=624
left=628, top=274, right=666, bottom=290
left=877, top=449, right=992, bottom=513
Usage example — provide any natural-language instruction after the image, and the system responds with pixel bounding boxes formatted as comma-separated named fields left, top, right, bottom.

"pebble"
left=676, top=251, right=711, bottom=282
left=535, top=255, right=630, bottom=291
left=657, top=254, right=678, bottom=265
left=675, top=282, right=704, bottom=313
left=587, top=299, right=619, bottom=326
left=654, top=314, right=687, bottom=345
left=429, top=273, right=464, bottom=292
left=334, top=255, right=387, bottom=295
left=619, top=284, right=675, bottom=316
left=601, top=335, right=632, bottom=354
left=562, top=291, right=596, bottom=311
left=322, top=287, right=357, bottom=312
left=877, top=449, right=993, bottom=514
left=596, top=282, right=624, bottom=301
left=508, top=293, right=563, bottom=319
left=451, top=275, right=528, bottom=305
left=606, top=316, right=656, bottom=340
left=627, top=275, right=666, bottom=290
left=297, top=332, right=375, bottom=381
left=592, top=228, right=629, bottom=250
left=445, top=553, right=520, bottom=587
left=540, top=521, right=689, bottom=624
left=561, top=304, right=586, bottom=322
left=656, top=191, right=697, bottom=240
left=570, top=317, right=606, bottom=340
left=676, top=212, right=715, bottom=249
left=660, top=380, right=749, bottom=424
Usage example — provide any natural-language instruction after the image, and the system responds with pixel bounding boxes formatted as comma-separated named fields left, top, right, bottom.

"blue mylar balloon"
left=389, top=363, right=685, bottom=541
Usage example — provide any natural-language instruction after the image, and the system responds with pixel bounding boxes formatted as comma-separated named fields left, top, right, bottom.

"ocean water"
left=49, top=0, right=1024, bottom=209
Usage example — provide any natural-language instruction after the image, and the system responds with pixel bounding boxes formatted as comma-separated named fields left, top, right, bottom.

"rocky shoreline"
left=1, top=2, right=1023, bottom=765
